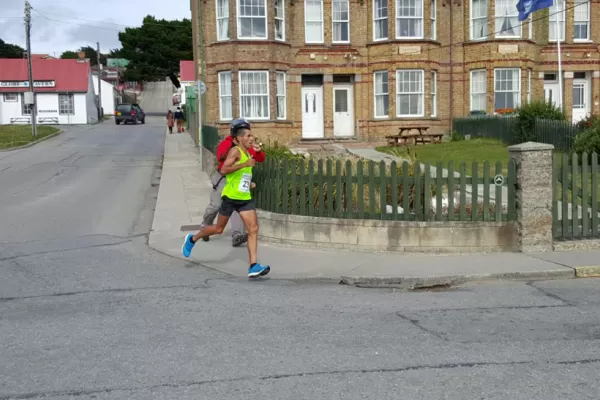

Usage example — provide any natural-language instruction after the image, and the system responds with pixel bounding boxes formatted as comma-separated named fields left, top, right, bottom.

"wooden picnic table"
left=385, top=126, right=444, bottom=146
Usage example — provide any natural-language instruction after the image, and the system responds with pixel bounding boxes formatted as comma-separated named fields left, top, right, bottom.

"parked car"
left=114, top=103, right=145, bottom=125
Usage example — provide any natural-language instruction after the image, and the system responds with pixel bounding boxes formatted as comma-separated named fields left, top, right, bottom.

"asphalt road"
left=1, top=120, right=600, bottom=399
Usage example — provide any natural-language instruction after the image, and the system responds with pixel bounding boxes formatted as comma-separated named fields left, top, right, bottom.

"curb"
left=574, top=266, right=600, bottom=278
left=0, top=129, right=63, bottom=152
left=340, top=268, right=576, bottom=289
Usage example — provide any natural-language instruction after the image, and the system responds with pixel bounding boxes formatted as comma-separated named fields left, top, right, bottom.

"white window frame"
left=373, top=0, right=388, bottom=41
left=430, top=71, right=437, bottom=117
left=236, top=0, right=268, bottom=40
left=275, top=0, right=285, bottom=41
left=396, top=69, right=425, bottom=118
left=395, top=0, right=424, bottom=39
left=573, top=0, right=590, bottom=42
left=430, top=0, right=436, bottom=40
left=548, top=0, right=565, bottom=42
left=218, top=71, right=233, bottom=121
left=216, top=0, right=229, bottom=41
left=470, top=0, right=488, bottom=40
left=3, top=93, right=17, bottom=102
left=238, top=71, right=270, bottom=120
left=374, top=71, right=389, bottom=118
left=470, top=69, right=487, bottom=112
left=58, top=93, right=75, bottom=115
left=495, top=0, right=521, bottom=39
left=494, top=68, right=521, bottom=111
left=304, top=0, right=324, bottom=43
left=332, top=0, right=350, bottom=43
left=276, top=71, right=286, bottom=120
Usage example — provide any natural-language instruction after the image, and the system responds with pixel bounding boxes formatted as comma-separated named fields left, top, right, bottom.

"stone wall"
left=258, top=211, right=518, bottom=253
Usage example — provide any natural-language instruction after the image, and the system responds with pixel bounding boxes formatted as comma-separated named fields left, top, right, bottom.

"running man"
left=200, top=119, right=266, bottom=247
left=181, top=123, right=270, bottom=278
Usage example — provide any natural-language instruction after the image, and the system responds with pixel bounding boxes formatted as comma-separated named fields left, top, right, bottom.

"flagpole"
left=555, top=1, right=563, bottom=112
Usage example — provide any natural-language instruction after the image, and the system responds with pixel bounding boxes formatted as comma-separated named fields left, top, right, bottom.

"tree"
left=59, top=46, right=107, bottom=66
left=0, top=38, right=25, bottom=58
left=117, top=15, right=193, bottom=82
left=60, top=50, right=78, bottom=59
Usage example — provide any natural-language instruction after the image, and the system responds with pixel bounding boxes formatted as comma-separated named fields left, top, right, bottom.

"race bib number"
left=238, top=173, right=252, bottom=193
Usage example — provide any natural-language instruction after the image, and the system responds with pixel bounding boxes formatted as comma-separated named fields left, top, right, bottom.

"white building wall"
left=0, top=93, right=91, bottom=125
left=0, top=95, right=21, bottom=124
left=92, top=75, right=116, bottom=114
left=85, top=72, right=98, bottom=123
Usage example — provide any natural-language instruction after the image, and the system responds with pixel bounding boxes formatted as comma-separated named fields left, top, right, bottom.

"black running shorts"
left=219, top=196, right=256, bottom=217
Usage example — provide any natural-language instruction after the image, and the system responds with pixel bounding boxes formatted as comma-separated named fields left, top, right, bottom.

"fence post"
left=508, top=142, right=555, bottom=252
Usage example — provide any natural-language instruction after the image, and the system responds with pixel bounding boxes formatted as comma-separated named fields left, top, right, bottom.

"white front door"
left=301, top=86, right=324, bottom=139
left=333, top=85, right=354, bottom=137
left=544, top=82, right=561, bottom=109
left=572, top=79, right=590, bottom=124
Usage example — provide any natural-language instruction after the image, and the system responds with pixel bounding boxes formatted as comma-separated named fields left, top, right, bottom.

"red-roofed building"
left=0, top=58, right=98, bottom=125
left=176, top=60, right=195, bottom=106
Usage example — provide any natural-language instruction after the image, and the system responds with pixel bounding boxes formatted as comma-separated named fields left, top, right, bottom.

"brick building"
left=189, top=0, right=599, bottom=144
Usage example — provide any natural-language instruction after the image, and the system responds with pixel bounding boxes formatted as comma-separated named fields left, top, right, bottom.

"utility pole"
left=24, top=1, right=37, bottom=138
left=96, top=42, right=103, bottom=118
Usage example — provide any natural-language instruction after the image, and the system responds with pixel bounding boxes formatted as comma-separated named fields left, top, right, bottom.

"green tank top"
left=221, top=146, right=253, bottom=201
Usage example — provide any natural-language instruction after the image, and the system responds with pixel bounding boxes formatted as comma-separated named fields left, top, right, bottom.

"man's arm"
left=220, top=147, right=254, bottom=174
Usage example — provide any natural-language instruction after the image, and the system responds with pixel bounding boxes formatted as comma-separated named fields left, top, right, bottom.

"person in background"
left=166, top=110, right=174, bottom=134
left=174, top=107, right=185, bottom=133
left=199, top=118, right=266, bottom=247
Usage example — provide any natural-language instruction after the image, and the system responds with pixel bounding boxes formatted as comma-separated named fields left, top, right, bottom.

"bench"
left=386, top=126, right=443, bottom=146
left=10, top=117, right=31, bottom=124
left=38, top=117, right=59, bottom=124
left=414, top=133, right=444, bottom=144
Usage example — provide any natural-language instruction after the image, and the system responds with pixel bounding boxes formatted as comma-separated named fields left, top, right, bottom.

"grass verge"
left=0, top=124, right=61, bottom=149
left=376, top=138, right=510, bottom=176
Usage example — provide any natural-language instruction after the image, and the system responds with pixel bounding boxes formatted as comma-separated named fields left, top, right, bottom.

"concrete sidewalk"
left=148, top=131, right=600, bottom=287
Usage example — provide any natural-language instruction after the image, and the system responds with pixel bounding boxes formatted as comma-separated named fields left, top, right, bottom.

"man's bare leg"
left=192, top=214, right=230, bottom=242
left=238, top=210, right=259, bottom=265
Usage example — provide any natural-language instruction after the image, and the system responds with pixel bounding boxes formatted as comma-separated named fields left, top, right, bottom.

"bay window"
left=470, top=0, right=488, bottom=40
left=275, top=0, right=285, bottom=41
left=239, top=71, right=269, bottom=120
left=470, top=69, right=486, bottom=112
left=396, top=70, right=424, bottom=117
left=374, top=71, right=389, bottom=118
left=218, top=71, right=232, bottom=121
left=494, top=68, right=520, bottom=111
left=216, top=0, right=229, bottom=41
left=495, top=0, right=520, bottom=38
left=373, top=0, right=388, bottom=40
left=396, top=0, right=424, bottom=39
left=237, top=0, right=267, bottom=39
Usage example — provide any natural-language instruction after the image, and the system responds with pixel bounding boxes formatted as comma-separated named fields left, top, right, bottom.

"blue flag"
left=516, top=0, right=553, bottom=21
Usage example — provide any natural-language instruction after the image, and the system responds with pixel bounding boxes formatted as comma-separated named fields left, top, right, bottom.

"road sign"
left=493, top=174, right=504, bottom=186
left=196, top=81, right=206, bottom=95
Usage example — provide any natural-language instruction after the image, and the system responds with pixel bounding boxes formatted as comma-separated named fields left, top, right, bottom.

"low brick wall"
left=257, top=210, right=518, bottom=253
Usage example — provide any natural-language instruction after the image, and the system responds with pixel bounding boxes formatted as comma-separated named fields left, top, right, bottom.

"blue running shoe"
left=182, top=234, right=195, bottom=258
left=248, top=263, right=270, bottom=278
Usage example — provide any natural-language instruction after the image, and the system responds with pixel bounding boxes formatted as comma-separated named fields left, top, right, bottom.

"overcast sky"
left=0, top=0, right=190, bottom=57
